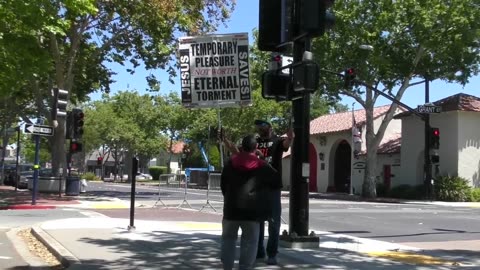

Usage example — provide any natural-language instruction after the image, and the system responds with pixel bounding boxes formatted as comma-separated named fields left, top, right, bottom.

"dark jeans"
left=257, top=190, right=281, bottom=258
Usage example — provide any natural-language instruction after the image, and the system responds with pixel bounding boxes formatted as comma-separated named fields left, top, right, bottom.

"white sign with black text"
left=179, top=33, right=252, bottom=108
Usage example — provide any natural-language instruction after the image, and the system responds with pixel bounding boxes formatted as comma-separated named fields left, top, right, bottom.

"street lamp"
left=359, top=44, right=374, bottom=51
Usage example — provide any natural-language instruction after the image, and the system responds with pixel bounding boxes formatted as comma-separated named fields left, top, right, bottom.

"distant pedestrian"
left=220, top=134, right=281, bottom=270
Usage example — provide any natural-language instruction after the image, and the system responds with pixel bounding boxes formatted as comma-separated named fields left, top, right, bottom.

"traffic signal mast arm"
left=325, top=69, right=427, bottom=121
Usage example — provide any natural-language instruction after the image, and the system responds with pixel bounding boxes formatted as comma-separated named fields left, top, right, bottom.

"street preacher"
left=179, top=33, right=252, bottom=108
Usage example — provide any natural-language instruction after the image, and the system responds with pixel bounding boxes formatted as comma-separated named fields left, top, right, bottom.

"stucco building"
left=282, top=93, right=480, bottom=194
left=395, top=93, right=480, bottom=187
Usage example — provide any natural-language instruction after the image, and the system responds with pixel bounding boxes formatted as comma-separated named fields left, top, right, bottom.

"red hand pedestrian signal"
left=429, top=127, right=440, bottom=149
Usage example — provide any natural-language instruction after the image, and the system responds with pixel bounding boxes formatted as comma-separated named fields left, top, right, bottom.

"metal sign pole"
left=128, top=157, right=138, bottom=230
left=31, top=134, right=41, bottom=205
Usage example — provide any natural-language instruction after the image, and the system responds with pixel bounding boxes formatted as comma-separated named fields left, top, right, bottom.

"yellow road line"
left=177, top=222, right=222, bottom=230
left=90, top=202, right=129, bottom=209
left=367, top=251, right=460, bottom=266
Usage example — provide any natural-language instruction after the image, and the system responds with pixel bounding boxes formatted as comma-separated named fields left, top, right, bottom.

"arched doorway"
left=309, top=143, right=318, bottom=192
left=334, top=140, right=351, bottom=193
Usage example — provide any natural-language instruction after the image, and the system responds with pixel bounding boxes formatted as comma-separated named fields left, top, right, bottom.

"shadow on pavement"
left=67, top=230, right=474, bottom=270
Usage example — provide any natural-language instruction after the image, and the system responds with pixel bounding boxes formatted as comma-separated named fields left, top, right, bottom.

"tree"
left=313, top=0, right=480, bottom=198
left=84, top=91, right=168, bottom=180
left=1, top=0, right=236, bottom=176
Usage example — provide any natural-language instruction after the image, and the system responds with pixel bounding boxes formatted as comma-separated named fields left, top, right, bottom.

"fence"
left=154, top=172, right=287, bottom=223
left=154, top=172, right=223, bottom=211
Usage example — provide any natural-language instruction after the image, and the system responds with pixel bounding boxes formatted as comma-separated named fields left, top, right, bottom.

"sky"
left=89, top=2, right=479, bottom=110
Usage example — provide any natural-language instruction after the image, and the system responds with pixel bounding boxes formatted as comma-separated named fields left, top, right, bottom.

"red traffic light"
left=346, top=68, right=355, bottom=75
left=70, top=142, right=83, bottom=153
left=433, top=129, right=439, bottom=136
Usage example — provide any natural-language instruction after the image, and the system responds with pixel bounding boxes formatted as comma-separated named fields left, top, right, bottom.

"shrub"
left=434, top=175, right=471, bottom=202
left=376, top=183, right=388, bottom=197
left=82, top=172, right=99, bottom=181
left=388, top=184, right=419, bottom=199
left=149, top=166, right=167, bottom=180
left=470, top=188, right=480, bottom=202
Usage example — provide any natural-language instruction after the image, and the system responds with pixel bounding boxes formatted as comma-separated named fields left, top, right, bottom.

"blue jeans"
left=258, top=190, right=281, bottom=258
left=221, top=219, right=260, bottom=270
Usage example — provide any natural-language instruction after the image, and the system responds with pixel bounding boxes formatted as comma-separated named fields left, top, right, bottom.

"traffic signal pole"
left=289, top=2, right=311, bottom=238
left=424, top=76, right=432, bottom=200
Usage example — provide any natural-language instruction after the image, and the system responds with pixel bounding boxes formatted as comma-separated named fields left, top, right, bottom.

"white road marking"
left=0, top=256, right=12, bottom=260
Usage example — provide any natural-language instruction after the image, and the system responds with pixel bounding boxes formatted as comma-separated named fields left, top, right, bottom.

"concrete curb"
left=6, top=226, right=51, bottom=269
left=31, top=225, right=81, bottom=268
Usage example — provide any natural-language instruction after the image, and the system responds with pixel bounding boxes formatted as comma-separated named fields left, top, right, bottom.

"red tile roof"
left=283, top=105, right=402, bottom=158
left=395, top=93, right=480, bottom=118
left=310, top=105, right=393, bottom=135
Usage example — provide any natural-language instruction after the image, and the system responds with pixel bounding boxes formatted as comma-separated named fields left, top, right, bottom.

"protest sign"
left=179, top=33, right=252, bottom=108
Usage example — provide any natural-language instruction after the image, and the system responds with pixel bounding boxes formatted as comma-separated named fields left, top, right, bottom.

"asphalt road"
left=86, top=182, right=480, bottom=248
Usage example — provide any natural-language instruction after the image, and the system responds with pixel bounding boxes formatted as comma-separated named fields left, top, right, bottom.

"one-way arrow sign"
left=24, top=124, right=54, bottom=136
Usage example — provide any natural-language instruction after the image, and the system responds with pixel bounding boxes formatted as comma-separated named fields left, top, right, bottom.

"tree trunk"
left=362, top=149, right=378, bottom=198
left=125, top=150, right=133, bottom=183
left=51, top=118, right=66, bottom=177
left=167, top=137, right=174, bottom=173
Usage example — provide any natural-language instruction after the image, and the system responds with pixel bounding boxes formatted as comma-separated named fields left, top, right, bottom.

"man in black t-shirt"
left=254, top=119, right=292, bottom=265
left=220, top=120, right=293, bottom=265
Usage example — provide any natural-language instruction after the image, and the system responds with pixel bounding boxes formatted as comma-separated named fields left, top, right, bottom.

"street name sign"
left=24, top=124, right=54, bottom=136
left=417, top=105, right=442, bottom=114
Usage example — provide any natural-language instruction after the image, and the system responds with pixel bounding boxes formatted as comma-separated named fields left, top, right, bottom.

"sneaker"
left=266, top=257, right=277, bottom=265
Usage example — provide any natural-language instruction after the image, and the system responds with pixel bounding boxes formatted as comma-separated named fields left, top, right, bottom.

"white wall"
left=457, top=111, right=480, bottom=187
left=399, top=116, right=426, bottom=186
left=281, top=112, right=402, bottom=194
left=400, top=111, right=470, bottom=186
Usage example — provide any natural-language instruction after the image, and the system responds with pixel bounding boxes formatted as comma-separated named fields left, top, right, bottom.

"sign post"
left=24, top=122, right=53, bottom=205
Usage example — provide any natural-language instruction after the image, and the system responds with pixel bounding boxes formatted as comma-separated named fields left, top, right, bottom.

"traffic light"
left=344, top=68, right=356, bottom=88
left=97, top=156, right=103, bottom=165
left=66, top=111, right=73, bottom=139
left=69, top=141, right=83, bottom=153
left=429, top=127, right=440, bottom=149
left=431, top=153, right=440, bottom=164
left=53, top=88, right=69, bottom=118
left=72, top=108, right=84, bottom=139
left=301, top=0, right=336, bottom=37
left=262, top=71, right=291, bottom=100
left=258, top=0, right=292, bottom=52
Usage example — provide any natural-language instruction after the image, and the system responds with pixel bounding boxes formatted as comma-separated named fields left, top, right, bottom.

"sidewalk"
left=2, top=185, right=479, bottom=269
left=30, top=208, right=478, bottom=270
left=0, top=185, right=81, bottom=210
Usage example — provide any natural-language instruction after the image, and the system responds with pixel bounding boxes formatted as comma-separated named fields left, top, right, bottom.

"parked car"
left=17, top=171, right=33, bottom=189
left=121, top=173, right=152, bottom=180
left=138, top=173, right=152, bottom=180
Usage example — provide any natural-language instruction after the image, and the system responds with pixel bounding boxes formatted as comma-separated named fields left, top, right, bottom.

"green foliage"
left=388, top=184, right=424, bottom=200
left=469, top=188, right=480, bottom=202
left=376, top=183, right=388, bottom=197
left=435, top=175, right=471, bottom=202
left=148, top=166, right=167, bottom=180
left=82, top=172, right=99, bottom=181
left=21, top=135, right=51, bottom=164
